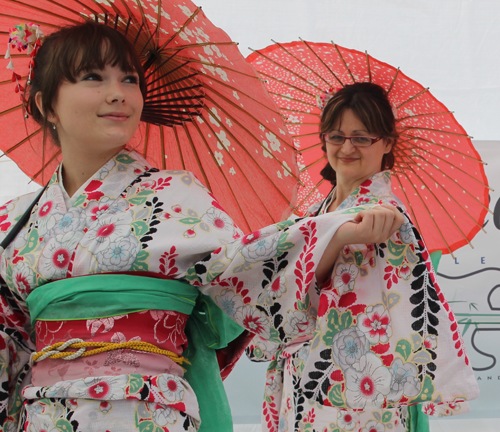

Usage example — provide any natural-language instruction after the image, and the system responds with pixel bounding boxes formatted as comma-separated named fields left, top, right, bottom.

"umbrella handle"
left=0, top=184, right=47, bottom=256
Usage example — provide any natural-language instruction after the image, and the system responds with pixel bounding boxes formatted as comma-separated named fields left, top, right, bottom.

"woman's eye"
left=81, top=72, right=102, bottom=81
left=124, top=75, right=139, bottom=84
left=352, top=137, right=372, bottom=145
left=327, top=134, right=345, bottom=143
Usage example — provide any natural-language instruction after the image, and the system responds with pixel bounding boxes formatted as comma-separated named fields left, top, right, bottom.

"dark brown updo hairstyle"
left=319, top=82, right=399, bottom=186
left=26, top=21, right=147, bottom=146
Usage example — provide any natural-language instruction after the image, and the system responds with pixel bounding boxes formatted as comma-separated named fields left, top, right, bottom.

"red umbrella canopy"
left=247, top=40, right=490, bottom=255
left=0, top=0, right=298, bottom=233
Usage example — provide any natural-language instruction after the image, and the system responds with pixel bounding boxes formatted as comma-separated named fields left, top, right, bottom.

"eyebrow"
left=330, top=128, right=370, bottom=134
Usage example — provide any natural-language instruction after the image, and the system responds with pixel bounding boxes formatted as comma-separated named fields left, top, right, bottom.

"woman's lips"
left=339, top=157, right=359, bottom=163
left=99, top=113, right=130, bottom=122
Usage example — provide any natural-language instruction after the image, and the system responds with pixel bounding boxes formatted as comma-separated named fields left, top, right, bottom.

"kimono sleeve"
left=0, top=276, right=34, bottom=429
left=185, top=210, right=356, bottom=348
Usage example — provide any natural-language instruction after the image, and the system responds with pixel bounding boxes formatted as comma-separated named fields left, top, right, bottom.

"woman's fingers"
left=354, top=205, right=404, bottom=244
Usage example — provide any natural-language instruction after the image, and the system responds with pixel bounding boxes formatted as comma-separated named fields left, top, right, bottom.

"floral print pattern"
left=246, top=171, right=479, bottom=432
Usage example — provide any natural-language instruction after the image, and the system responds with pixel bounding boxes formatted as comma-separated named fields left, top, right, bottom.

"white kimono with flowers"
left=245, top=171, right=479, bottom=432
left=0, top=153, right=477, bottom=431
left=0, top=148, right=359, bottom=432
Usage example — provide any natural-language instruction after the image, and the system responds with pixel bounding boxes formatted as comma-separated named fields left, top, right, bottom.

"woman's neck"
left=60, top=146, right=124, bottom=197
left=328, top=175, right=371, bottom=212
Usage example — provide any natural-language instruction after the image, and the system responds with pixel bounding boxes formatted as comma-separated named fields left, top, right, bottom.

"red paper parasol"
left=247, top=40, right=491, bottom=255
left=0, top=0, right=298, bottom=233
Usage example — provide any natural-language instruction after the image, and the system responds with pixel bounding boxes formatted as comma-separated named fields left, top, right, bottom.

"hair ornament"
left=316, top=87, right=341, bottom=110
left=5, top=23, right=45, bottom=100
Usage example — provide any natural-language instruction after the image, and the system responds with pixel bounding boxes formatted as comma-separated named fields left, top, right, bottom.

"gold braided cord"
left=32, top=340, right=189, bottom=365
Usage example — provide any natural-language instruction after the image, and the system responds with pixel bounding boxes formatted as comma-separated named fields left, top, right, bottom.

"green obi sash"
left=27, top=274, right=245, bottom=432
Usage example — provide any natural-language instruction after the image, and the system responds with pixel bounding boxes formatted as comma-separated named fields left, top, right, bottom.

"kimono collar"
left=47, top=148, right=152, bottom=210
left=317, top=171, right=405, bottom=215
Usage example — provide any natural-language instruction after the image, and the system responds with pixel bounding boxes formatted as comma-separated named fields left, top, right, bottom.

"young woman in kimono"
left=246, top=83, right=480, bottom=432
left=0, top=23, right=406, bottom=432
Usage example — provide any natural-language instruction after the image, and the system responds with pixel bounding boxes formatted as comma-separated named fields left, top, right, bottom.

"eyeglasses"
left=322, top=133, right=383, bottom=147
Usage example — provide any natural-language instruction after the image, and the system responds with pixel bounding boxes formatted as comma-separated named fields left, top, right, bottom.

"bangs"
left=47, top=22, right=144, bottom=88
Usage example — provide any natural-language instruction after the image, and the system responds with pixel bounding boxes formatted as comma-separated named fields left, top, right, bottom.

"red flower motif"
left=85, top=180, right=103, bottom=192
left=88, top=381, right=110, bottom=398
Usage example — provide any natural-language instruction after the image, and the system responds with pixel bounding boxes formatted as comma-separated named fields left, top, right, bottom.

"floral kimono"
left=245, top=171, right=480, bottom=432
left=0, top=148, right=364, bottom=432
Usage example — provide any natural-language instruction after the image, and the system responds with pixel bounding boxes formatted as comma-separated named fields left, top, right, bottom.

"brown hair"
left=26, top=21, right=146, bottom=146
left=319, top=82, right=398, bottom=185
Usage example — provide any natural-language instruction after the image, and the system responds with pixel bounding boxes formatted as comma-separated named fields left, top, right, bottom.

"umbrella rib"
left=395, top=168, right=454, bottom=256
left=398, top=134, right=487, bottom=164
left=403, top=153, right=492, bottom=213
left=402, top=160, right=473, bottom=250
left=3, top=2, right=81, bottom=23
left=248, top=47, right=322, bottom=92
left=32, top=148, right=62, bottom=182
left=146, top=59, right=191, bottom=82
left=252, top=70, right=317, bottom=100
left=148, top=71, right=198, bottom=89
left=203, top=97, right=298, bottom=202
left=391, top=173, right=424, bottom=240
left=396, top=88, right=429, bottom=109
left=199, top=113, right=277, bottom=224
left=172, top=126, right=185, bottom=170
left=145, top=85, right=203, bottom=100
left=400, top=126, right=469, bottom=138
left=181, top=124, right=210, bottom=192
left=299, top=39, right=344, bottom=88
left=158, top=6, right=201, bottom=51
left=405, top=156, right=488, bottom=234
left=142, top=123, right=150, bottom=159
left=115, top=0, right=137, bottom=25
left=156, top=0, right=162, bottom=46
left=3, top=128, right=42, bottom=155
left=271, top=39, right=333, bottom=88
left=0, top=13, right=62, bottom=28
left=296, top=141, right=323, bottom=153
left=331, top=42, right=356, bottom=84
left=397, top=111, right=453, bottom=123
left=293, top=132, right=322, bottom=139
left=159, top=125, right=166, bottom=170
left=386, top=68, right=400, bottom=96
left=2, top=53, right=30, bottom=58
left=86, top=0, right=116, bottom=15
left=204, top=87, right=296, bottom=153
left=170, top=41, right=237, bottom=51
left=299, top=155, right=326, bottom=173
left=294, top=178, right=327, bottom=212
left=190, top=119, right=253, bottom=232
left=174, top=56, right=264, bottom=81
left=269, top=92, right=317, bottom=108
left=0, top=104, right=22, bottom=118
left=0, top=76, right=27, bottom=86
left=279, top=107, right=321, bottom=117
left=203, top=74, right=295, bottom=117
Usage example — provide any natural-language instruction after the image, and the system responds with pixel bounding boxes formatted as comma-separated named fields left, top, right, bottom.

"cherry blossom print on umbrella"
left=0, top=0, right=298, bottom=233
left=247, top=40, right=490, bottom=255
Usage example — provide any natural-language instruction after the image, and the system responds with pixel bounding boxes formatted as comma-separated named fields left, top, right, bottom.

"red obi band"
left=32, top=310, right=189, bottom=387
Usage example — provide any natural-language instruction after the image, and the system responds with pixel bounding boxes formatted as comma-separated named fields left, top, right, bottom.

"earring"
left=52, top=123, right=56, bottom=130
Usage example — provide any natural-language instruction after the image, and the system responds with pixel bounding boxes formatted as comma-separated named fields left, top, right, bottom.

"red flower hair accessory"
left=5, top=23, right=45, bottom=107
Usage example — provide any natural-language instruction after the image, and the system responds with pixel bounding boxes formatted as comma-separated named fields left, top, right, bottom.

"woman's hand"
left=335, top=204, right=405, bottom=246
left=315, top=205, right=405, bottom=285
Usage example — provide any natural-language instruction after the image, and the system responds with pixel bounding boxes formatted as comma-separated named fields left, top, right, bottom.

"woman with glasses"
left=246, top=82, right=478, bottom=432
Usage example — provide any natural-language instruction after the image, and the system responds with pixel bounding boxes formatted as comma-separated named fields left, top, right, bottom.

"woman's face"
left=325, top=108, right=392, bottom=186
left=48, top=63, right=144, bottom=156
